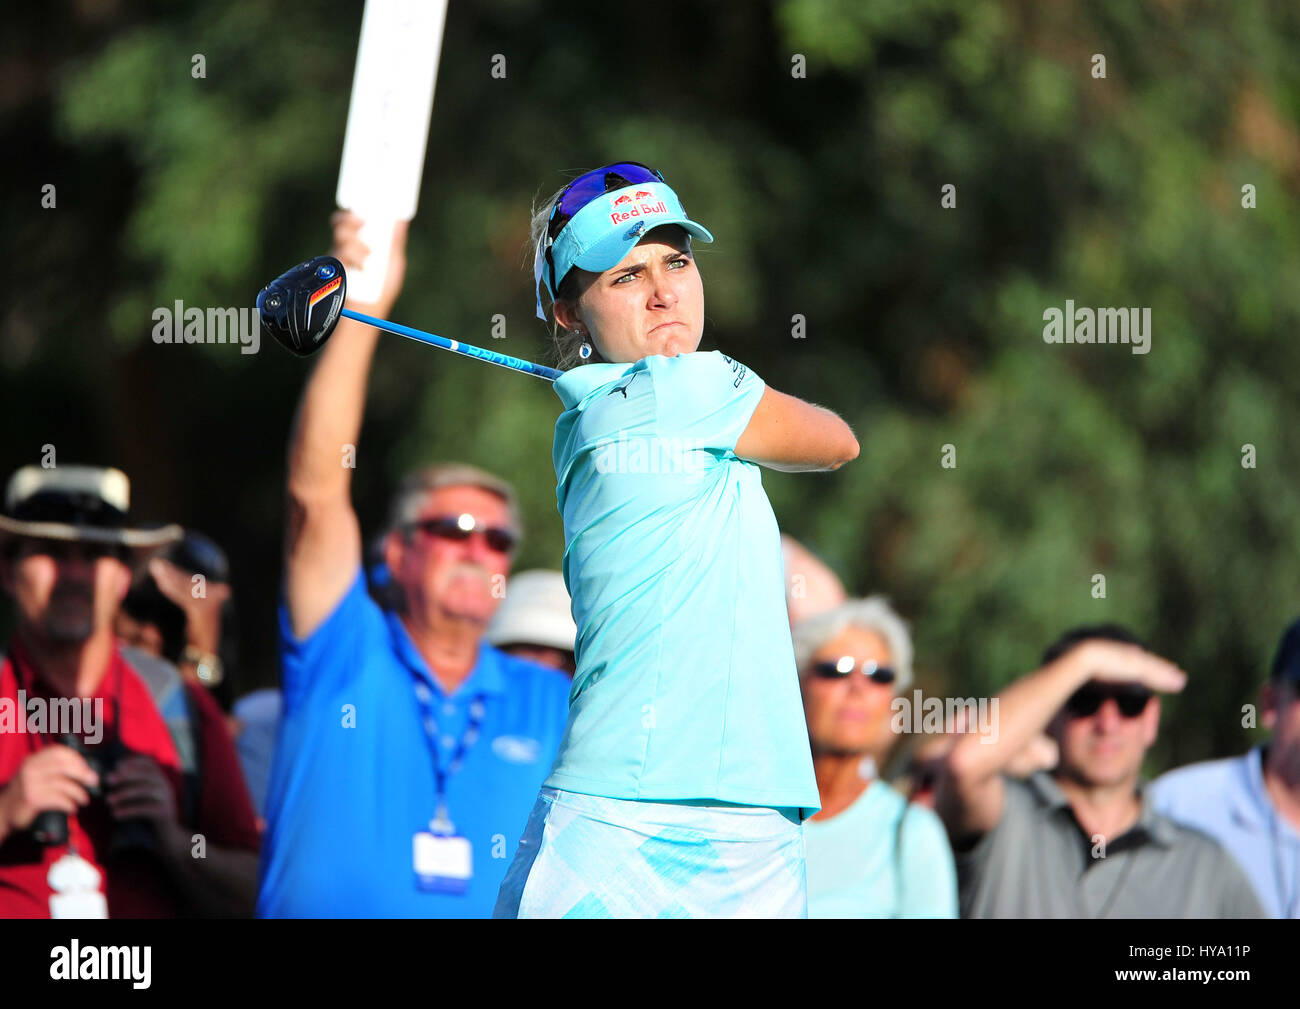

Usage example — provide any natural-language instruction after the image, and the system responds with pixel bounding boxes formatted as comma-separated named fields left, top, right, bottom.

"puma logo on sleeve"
left=720, top=354, right=748, bottom=388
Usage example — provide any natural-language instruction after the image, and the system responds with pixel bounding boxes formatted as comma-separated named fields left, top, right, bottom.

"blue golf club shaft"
left=341, top=308, right=564, bottom=383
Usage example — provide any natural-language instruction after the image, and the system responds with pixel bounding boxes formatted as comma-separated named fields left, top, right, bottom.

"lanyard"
left=413, top=679, right=486, bottom=833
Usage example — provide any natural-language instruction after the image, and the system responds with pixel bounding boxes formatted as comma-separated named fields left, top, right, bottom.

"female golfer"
left=494, top=161, right=859, bottom=918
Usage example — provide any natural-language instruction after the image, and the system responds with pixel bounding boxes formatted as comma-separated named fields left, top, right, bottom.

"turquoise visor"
left=533, top=177, right=713, bottom=320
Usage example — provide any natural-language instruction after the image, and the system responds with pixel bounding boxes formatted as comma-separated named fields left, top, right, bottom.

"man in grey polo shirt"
left=938, top=624, right=1263, bottom=918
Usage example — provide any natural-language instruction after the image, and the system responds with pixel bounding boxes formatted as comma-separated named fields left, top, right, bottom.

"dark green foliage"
left=3, top=0, right=1297, bottom=771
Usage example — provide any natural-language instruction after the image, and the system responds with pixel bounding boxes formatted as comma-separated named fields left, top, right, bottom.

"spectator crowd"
left=1, top=215, right=1295, bottom=919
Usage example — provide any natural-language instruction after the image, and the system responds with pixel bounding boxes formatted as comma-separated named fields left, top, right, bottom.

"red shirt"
left=0, top=637, right=260, bottom=917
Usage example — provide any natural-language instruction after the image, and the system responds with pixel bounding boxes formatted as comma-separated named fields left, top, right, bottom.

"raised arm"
left=283, top=212, right=408, bottom=638
left=734, top=387, right=859, bottom=472
left=937, top=640, right=1186, bottom=842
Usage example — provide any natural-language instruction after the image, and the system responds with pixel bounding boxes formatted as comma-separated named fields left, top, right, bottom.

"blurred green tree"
left=1, top=0, right=1297, bottom=772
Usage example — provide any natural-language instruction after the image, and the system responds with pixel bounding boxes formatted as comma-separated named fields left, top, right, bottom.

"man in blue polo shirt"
left=257, top=213, right=570, bottom=917
left=1150, top=616, right=1300, bottom=918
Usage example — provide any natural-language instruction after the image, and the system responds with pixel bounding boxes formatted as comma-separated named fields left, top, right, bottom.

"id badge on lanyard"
left=413, top=822, right=473, bottom=895
left=412, top=681, right=485, bottom=894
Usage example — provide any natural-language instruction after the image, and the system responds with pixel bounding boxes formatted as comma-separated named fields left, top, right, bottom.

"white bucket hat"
left=0, top=465, right=182, bottom=554
left=486, top=570, right=577, bottom=652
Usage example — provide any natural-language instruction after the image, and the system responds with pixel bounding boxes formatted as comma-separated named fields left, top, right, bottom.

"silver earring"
left=578, top=341, right=593, bottom=360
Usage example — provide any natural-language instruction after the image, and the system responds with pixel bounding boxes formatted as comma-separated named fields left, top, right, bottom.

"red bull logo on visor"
left=608, top=187, right=669, bottom=225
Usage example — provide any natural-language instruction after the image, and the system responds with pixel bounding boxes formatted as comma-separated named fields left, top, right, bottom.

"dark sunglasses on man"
left=1064, top=681, right=1153, bottom=719
left=809, top=656, right=896, bottom=685
left=18, top=538, right=128, bottom=563
left=407, top=514, right=517, bottom=554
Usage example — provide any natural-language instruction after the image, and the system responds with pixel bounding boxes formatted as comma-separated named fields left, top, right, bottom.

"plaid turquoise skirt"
left=493, top=787, right=807, bottom=918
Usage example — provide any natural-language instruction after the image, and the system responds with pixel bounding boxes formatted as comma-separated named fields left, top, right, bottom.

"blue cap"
left=533, top=179, right=713, bottom=320
left=1271, top=616, right=1300, bottom=683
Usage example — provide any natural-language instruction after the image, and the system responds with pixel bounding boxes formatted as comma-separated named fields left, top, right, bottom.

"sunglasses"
left=407, top=514, right=517, bottom=554
left=809, top=656, right=896, bottom=685
left=1064, top=683, right=1153, bottom=719
left=548, top=162, right=666, bottom=241
left=545, top=161, right=666, bottom=293
left=18, top=538, right=127, bottom=563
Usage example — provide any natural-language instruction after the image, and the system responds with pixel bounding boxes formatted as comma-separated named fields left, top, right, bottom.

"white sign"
left=337, top=0, right=448, bottom=302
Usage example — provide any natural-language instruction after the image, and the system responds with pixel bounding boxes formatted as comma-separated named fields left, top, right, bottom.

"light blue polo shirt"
left=804, top=781, right=958, bottom=918
left=1150, top=746, right=1300, bottom=918
left=547, top=350, right=820, bottom=818
left=257, top=570, right=572, bottom=918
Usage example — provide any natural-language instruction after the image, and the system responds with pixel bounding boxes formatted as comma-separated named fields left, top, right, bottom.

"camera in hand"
left=30, top=733, right=157, bottom=855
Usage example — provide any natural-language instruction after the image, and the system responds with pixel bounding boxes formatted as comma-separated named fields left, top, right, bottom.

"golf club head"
left=257, top=256, right=347, bottom=356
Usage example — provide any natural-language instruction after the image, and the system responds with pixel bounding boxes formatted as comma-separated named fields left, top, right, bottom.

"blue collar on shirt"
left=1231, top=745, right=1291, bottom=834
left=553, top=359, right=642, bottom=409
left=382, top=608, right=507, bottom=699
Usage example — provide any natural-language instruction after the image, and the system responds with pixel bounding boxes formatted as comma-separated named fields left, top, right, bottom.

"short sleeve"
left=277, top=567, right=384, bottom=711
left=953, top=774, right=1030, bottom=872
left=897, top=805, right=959, bottom=918
left=649, top=351, right=766, bottom=452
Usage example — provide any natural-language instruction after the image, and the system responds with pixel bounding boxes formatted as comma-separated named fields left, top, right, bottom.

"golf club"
left=257, top=256, right=564, bottom=382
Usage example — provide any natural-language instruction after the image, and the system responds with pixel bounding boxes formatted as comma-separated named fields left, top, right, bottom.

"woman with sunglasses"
left=791, top=598, right=958, bottom=917
left=493, top=162, right=859, bottom=918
